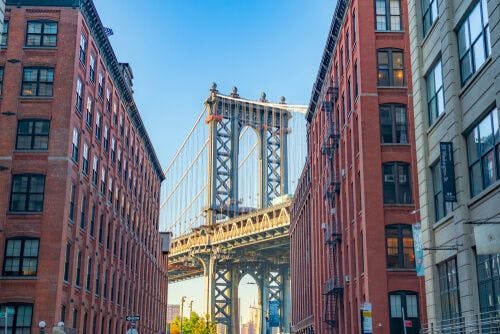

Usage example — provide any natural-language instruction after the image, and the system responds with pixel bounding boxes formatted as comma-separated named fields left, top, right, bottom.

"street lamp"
left=38, top=321, right=46, bottom=334
left=180, top=296, right=186, bottom=334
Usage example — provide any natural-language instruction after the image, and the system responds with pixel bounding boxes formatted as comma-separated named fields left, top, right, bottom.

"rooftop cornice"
left=306, top=0, right=348, bottom=123
left=7, top=0, right=165, bottom=182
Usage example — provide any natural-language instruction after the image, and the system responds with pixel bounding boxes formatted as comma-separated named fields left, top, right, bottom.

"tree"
left=169, top=312, right=216, bottom=334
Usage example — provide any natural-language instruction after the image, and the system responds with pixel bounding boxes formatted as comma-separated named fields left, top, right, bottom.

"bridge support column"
left=201, top=254, right=216, bottom=321
left=230, top=266, right=240, bottom=334
left=281, top=266, right=291, bottom=334
left=260, top=268, right=270, bottom=334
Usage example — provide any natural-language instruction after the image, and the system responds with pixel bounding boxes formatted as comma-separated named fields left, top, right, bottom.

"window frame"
left=75, top=78, right=83, bottom=113
left=25, top=20, right=58, bottom=47
left=427, top=59, right=445, bottom=125
left=385, top=224, right=415, bottom=269
left=21, top=67, right=54, bottom=97
left=377, top=49, right=405, bottom=86
left=380, top=103, right=408, bottom=144
left=431, top=161, right=454, bottom=221
left=466, top=107, right=499, bottom=197
left=79, top=33, right=87, bottom=65
left=9, top=174, right=46, bottom=213
left=2, top=237, right=40, bottom=276
left=457, top=0, right=491, bottom=86
left=422, top=0, right=439, bottom=36
left=475, top=253, right=500, bottom=317
left=0, top=304, right=34, bottom=334
left=438, top=257, right=461, bottom=320
left=0, top=66, right=4, bottom=96
left=375, top=0, right=403, bottom=31
left=0, top=21, right=9, bottom=47
left=382, top=162, right=412, bottom=204
left=15, top=119, right=50, bottom=151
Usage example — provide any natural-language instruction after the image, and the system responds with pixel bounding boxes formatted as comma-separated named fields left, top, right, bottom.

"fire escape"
left=321, top=82, right=343, bottom=329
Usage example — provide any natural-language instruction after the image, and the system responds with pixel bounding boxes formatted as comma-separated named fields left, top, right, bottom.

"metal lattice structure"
left=164, top=85, right=307, bottom=334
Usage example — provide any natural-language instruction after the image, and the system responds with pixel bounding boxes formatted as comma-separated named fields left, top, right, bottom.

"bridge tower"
left=202, top=84, right=292, bottom=333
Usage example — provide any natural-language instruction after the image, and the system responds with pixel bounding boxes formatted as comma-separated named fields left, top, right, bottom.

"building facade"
left=407, top=0, right=499, bottom=331
left=291, top=0, right=425, bottom=333
left=0, top=1, right=168, bottom=334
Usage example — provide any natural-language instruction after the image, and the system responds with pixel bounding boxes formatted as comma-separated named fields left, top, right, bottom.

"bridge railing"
left=169, top=201, right=291, bottom=257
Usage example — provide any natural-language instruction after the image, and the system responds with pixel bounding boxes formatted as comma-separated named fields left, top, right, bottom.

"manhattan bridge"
left=160, top=83, right=307, bottom=334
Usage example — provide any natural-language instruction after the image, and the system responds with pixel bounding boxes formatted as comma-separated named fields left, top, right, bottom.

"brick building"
left=0, top=1, right=168, bottom=334
left=291, top=0, right=425, bottom=333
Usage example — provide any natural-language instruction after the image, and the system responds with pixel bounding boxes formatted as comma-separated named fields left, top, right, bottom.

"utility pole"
left=180, top=296, right=186, bottom=334
left=189, top=301, right=193, bottom=317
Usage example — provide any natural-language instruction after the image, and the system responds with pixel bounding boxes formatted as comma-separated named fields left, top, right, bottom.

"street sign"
left=361, top=303, right=373, bottom=334
left=126, top=315, right=140, bottom=322
left=440, top=142, right=457, bottom=202
left=269, top=300, right=280, bottom=327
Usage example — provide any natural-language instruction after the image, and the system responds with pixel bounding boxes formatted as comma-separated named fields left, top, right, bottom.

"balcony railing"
left=323, top=277, right=343, bottom=296
left=323, top=177, right=341, bottom=201
left=323, top=223, right=342, bottom=246
left=420, top=310, right=500, bottom=334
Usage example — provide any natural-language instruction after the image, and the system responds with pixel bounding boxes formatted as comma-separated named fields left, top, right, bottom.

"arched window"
left=385, top=224, right=415, bottom=269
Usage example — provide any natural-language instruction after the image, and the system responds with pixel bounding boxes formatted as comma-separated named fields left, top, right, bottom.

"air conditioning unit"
left=321, top=223, right=327, bottom=230
left=344, top=275, right=350, bottom=283
left=160, top=232, right=173, bottom=254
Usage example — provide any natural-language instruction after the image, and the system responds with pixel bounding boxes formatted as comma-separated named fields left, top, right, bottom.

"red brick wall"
left=0, top=5, right=168, bottom=334
left=291, top=0, right=425, bottom=333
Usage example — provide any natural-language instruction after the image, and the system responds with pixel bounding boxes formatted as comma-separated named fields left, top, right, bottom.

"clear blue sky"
left=93, top=0, right=335, bottom=321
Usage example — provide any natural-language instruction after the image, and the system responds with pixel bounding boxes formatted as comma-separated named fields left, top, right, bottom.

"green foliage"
left=169, top=312, right=216, bottom=334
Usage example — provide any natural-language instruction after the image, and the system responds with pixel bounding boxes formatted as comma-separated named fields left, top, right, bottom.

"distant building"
left=241, top=322, right=255, bottom=334
left=216, top=323, right=227, bottom=334
left=166, top=305, right=180, bottom=323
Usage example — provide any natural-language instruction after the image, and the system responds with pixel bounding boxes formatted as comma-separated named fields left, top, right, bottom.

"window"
left=458, top=0, right=490, bottom=85
left=82, top=143, right=89, bottom=175
left=380, top=104, right=408, bottom=144
left=426, top=61, right=445, bottom=125
left=0, top=67, right=4, bottom=95
left=98, top=73, right=104, bottom=98
left=352, top=12, right=356, bottom=45
left=438, top=257, right=461, bottom=320
left=85, top=258, right=92, bottom=291
left=108, top=178, right=113, bottom=203
left=377, top=49, right=404, bottom=86
left=103, top=126, right=109, bottom=152
left=63, top=242, right=71, bottom=282
left=72, top=309, right=78, bottom=330
left=95, top=112, right=101, bottom=140
left=71, top=128, right=79, bottom=162
left=431, top=162, right=454, bottom=221
left=0, top=21, right=9, bottom=47
left=69, top=184, right=76, bottom=221
left=347, top=78, right=352, bottom=112
left=383, top=162, right=412, bottom=204
left=89, top=55, right=96, bottom=83
left=106, top=89, right=111, bottom=113
left=385, top=224, right=415, bottom=269
left=0, top=304, right=33, bottom=334
left=10, top=174, right=45, bottom=212
left=83, top=313, right=88, bottom=334
left=16, top=120, right=50, bottom=150
left=375, top=0, right=402, bottom=31
left=98, top=214, right=104, bottom=243
left=467, top=107, right=499, bottom=196
left=90, top=204, right=96, bottom=237
left=26, top=21, right=57, bottom=47
left=476, top=253, right=500, bottom=332
left=61, top=305, right=66, bottom=323
left=389, top=291, right=420, bottom=334
left=354, top=62, right=358, bottom=97
left=92, top=156, right=99, bottom=185
left=103, top=270, right=108, bottom=299
left=80, top=195, right=87, bottom=229
left=111, top=138, right=116, bottom=162
left=422, top=0, right=438, bottom=36
left=21, top=67, right=54, bottom=97
left=3, top=238, right=39, bottom=276
left=79, top=33, right=86, bottom=64
left=76, top=78, right=83, bottom=112
left=75, top=251, right=82, bottom=287
left=95, top=264, right=100, bottom=296
left=100, top=168, right=106, bottom=195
